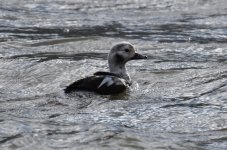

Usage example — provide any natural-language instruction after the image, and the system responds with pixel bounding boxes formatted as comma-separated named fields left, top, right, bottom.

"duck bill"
left=131, top=53, right=147, bottom=60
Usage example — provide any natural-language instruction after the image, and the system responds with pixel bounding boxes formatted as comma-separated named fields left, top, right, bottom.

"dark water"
left=1, top=0, right=227, bottom=149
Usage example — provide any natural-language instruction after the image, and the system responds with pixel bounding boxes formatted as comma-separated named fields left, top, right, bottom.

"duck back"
left=64, top=72, right=127, bottom=95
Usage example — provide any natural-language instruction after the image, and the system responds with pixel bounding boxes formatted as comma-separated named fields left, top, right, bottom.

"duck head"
left=108, top=42, right=147, bottom=82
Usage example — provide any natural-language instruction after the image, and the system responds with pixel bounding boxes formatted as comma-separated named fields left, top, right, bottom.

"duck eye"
left=124, top=49, right=130, bottom=52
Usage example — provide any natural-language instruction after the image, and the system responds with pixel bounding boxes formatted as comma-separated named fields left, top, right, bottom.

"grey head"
left=108, top=42, right=147, bottom=84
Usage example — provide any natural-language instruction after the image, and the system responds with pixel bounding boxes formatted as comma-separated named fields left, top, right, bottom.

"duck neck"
left=108, top=61, right=131, bottom=82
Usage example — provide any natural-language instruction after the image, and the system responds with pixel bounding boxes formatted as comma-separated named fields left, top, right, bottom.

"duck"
left=64, top=42, right=147, bottom=95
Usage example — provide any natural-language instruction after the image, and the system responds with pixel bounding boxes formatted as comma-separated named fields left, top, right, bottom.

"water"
left=1, top=0, right=227, bottom=149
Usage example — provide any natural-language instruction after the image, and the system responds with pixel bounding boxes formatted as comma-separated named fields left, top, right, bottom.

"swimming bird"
left=64, top=42, right=147, bottom=95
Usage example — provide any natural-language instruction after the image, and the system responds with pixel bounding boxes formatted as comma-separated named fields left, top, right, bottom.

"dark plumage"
left=64, top=72, right=127, bottom=95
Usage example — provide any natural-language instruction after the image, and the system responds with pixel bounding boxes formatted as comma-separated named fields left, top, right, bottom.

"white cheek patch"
left=98, top=77, right=114, bottom=88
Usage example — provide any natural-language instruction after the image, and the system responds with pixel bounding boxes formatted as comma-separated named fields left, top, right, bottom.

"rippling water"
left=1, top=0, right=227, bottom=149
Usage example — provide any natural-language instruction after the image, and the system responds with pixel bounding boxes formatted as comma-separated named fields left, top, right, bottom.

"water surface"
left=1, top=0, right=227, bottom=149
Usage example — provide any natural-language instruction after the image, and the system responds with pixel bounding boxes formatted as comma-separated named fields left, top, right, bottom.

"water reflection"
left=9, top=52, right=107, bottom=62
left=1, top=21, right=227, bottom=43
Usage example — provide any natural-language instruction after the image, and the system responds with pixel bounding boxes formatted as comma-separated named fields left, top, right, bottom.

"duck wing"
left=64, top=76, right=103, bottom=93
left=64, top=74, right=127, bottom=95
